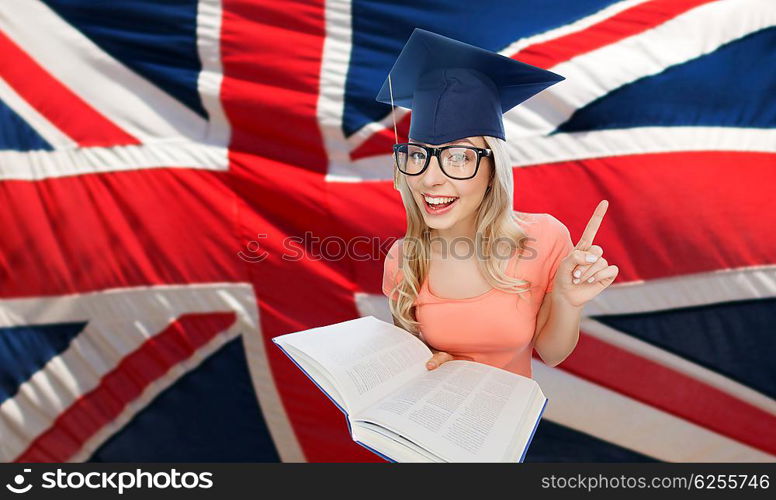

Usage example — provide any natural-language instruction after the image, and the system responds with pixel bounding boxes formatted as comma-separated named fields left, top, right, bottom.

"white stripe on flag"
left=0, top=76, right=77, bottom=149
left=326, top=126, right=776, bottom=181
left=0, top=142, right=228, bottom=180
left=195, top=0, right=231, bottom=147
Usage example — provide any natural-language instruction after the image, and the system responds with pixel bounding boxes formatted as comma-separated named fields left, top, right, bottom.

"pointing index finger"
left=575, top=200, right=609, bottom=251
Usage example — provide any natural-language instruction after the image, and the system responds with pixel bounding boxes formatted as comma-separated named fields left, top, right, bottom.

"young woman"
left=378, top=29, right=618, bottom=379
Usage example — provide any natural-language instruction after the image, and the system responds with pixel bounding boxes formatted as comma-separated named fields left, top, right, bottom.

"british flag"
left=0, top=0, right=774, bottom=463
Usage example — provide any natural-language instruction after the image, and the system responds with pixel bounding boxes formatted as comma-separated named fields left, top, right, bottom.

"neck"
left=429, top=212, right=478, bottom=255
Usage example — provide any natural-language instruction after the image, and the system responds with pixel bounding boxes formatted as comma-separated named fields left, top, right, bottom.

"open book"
left=272, top=315, right=548, bottom=462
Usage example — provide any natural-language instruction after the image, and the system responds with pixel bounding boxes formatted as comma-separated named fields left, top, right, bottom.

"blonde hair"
left=387, top=135, right=536, bottom=335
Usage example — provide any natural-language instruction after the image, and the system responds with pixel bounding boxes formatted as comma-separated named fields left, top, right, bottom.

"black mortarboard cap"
left=376, top=28, right=565, bottom=144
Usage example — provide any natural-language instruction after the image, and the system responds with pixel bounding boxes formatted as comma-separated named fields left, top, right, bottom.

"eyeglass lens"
left=394, top=144, right=479, bottom=179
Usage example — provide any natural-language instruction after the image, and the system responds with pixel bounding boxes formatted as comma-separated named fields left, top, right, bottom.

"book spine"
left=519, top=397, right=548, bottom=463
left=354, top=440, right=397, bottom=463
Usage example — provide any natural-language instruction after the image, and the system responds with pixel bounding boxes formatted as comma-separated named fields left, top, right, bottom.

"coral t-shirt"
left=381, top=212, right=574, bottom=379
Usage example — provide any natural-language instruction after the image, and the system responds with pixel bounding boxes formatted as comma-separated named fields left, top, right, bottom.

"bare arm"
left=533, top=200, right=617, bottom=367
left=532, top=291, right=583, bottom=367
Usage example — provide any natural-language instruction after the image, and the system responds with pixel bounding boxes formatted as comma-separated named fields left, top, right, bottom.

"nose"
left=421, top=155, right=447, bottom=187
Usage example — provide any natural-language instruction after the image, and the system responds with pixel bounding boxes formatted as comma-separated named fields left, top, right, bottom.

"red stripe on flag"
left=0, top=169, right=244, bottom=299
left=0, top=30, right=139, bottom=148
left=220, top=0, right=328, bottom=172
left=515, top=0, right=717, bottom=69
left=554, top=331, right=776, bottom=455
left=14, top=312, right=237, bottom=462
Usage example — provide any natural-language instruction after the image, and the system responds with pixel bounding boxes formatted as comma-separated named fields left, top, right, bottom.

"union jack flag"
left=0, top=0, right=774, bottom=463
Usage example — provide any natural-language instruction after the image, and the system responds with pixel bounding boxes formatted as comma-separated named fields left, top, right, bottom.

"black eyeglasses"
left=393, top=142, right=492, bottom=180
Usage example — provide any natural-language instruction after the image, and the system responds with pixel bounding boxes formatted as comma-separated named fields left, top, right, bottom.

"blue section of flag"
left=89, top=337, right=280, bottom=462
left=0, top=322, right=86, bottom=405
left=556, top=27, right=776, bottom=133
left=41, top=0, right=208, bottom=119
left=0, top=99, right=54, bottom=151
left=593, top=298, right=776, bottom=400
left=526, top=419, right=658, bottom=462
left=344, top=0, right=620, bottom=137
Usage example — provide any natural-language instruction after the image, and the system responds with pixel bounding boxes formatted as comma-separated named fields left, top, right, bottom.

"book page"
left=351, top=421, right=443, bottom=463
left=274, top=316, right=432, bottom=414
left=354, top=360, right=541, bottom=462
left=277, top=343, right=347, bottom=412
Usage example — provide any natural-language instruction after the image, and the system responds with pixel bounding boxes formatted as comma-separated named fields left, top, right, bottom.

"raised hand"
left=553, top=200, right=619, bottom=308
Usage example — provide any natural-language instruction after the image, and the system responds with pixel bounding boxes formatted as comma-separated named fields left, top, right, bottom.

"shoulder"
left=513, top=211, right=568, bottom=240
left=512, top=210, right=540, bottom=234
left=540, top=214, right=574, bottom=257
left=540, top=213, right=571, bottom=238
left=386, top=237, right=404, bottom=261
left=382, top=238, right=405, bottom=297
left=513, top=211, right=573, bottom=261
left=383, top=238, right=405, bottom=274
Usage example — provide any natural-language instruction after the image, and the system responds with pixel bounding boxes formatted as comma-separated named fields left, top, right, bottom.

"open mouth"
left=422, top=195, right=459, bottom=214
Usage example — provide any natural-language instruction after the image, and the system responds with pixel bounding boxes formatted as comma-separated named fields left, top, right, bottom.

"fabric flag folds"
left=0, top=0, right=774, bottom=462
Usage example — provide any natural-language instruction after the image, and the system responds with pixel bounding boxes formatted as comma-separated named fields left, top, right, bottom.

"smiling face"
left=405, top=135, right=493, bottom=233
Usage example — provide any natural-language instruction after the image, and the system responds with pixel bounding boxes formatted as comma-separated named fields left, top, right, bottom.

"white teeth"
left=424, top=195, right=457, bottom=205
